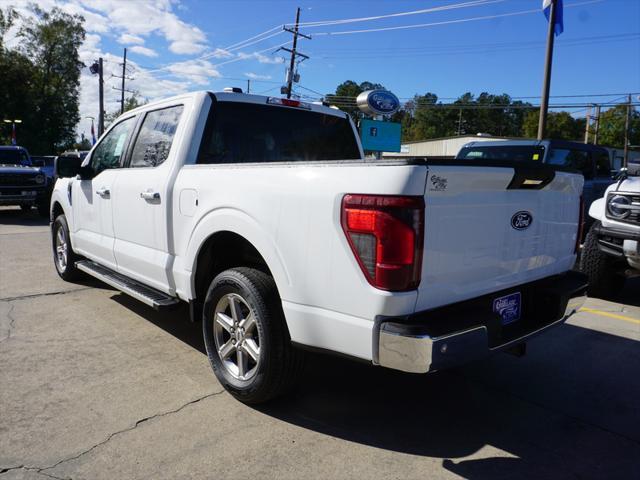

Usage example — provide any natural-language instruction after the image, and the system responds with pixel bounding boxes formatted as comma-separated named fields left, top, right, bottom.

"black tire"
left=202, top=267, right=304, bottom=404
left=51, top=214, right=83, bottom=281
left=579, top=221, right=623, bottom=298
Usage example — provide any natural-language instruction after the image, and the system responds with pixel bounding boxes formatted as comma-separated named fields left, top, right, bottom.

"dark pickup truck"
left=0, top=146, right=49, bottom=216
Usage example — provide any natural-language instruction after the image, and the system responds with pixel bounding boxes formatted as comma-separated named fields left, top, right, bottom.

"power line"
left=312, top=0, right=604, bottom=36
left=288, top=0, right=505, bottom=28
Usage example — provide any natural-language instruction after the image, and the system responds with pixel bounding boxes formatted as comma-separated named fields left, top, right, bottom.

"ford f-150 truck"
left=580, top=165, right=640, bottom=296
left=50, top=90, right=588, bottom=404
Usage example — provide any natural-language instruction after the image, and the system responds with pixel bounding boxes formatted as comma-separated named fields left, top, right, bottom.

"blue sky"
left=7, top=0, right=640, bottom=136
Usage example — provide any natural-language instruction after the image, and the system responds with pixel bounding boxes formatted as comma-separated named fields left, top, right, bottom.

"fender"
left=179, top=207, right=292, bottom=300
left=588, top=197, right=605, bottom=222
left=49, top=179, right=73, bottom=227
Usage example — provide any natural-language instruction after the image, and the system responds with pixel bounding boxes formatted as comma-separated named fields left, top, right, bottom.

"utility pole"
left=593, top=104, right=601, bottom=145
left=247, top=79, right=250, bottom=94
left=113, top=48, right=134, bottom=116
left=457, top=108, right=463, bottom=136
left=624, top=94, right=632, bottom=168
left=98, top=58, right=104, bottom=136
left=90, top=58, right=105, bottom=136
left=537, top=0, right=557, bottom=140
left=280, top=7, right=310, bottom=99
left=120, top=48, right=127, bottom=114
left=584, top=105, right=591, bottom=144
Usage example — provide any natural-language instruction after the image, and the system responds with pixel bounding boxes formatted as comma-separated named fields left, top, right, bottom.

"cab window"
left=90, top=117, right=135, bottom=174
left=129, top=105, right=184, bottom=168
left=547, top=148, right=594, bottom=179
left=595, top=151, right=611, bottom=177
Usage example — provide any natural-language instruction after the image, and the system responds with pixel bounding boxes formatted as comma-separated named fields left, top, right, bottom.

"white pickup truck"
left=51, top=90, right=588, bottom=404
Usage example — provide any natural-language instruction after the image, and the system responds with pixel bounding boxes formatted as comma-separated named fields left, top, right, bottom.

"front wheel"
left=579, top=221, right=623, bottom=298
left=52, top=214, right=82, bottom=281
left=202, top=267, right=304, bottom=404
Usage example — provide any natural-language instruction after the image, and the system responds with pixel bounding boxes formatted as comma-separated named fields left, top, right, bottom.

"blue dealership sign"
left=360, top=119, right=402, bottom=152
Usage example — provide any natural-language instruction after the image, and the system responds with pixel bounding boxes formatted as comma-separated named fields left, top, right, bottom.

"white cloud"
left=244, top=72, right=272, bottom=80
left=164, top=59, right=221, bottom=85
left=118, top=33, right=145, bottom=45
left=209, top=48, right=234, bottom=59
left=129, top=46, right=158, bottom=58
left=237, top=52, right=285, bottom=65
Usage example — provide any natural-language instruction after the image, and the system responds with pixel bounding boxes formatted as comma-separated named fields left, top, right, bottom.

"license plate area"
left=493, top=292, right=521, bottom=325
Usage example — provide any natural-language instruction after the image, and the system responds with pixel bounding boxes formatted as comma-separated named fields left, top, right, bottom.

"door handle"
left=140, top=190, right=160, bottom=201
left=96, top=187, right=110, bottom=198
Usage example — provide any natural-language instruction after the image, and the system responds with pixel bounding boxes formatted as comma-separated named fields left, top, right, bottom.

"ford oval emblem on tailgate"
left=511, top=211, right=533, bottom=230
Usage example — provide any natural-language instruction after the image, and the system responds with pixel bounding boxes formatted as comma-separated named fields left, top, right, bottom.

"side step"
left=76, top=260, right=179, bottom=310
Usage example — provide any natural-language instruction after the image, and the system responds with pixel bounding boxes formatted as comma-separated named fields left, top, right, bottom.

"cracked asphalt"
left=1, top=206, right=640, bottom=480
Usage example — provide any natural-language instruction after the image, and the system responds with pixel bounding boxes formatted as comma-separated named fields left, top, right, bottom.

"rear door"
left=415, top=164, right=583, bottom=311
left=72, top=117, right=136, bottom=269
left=111, top=104, right=184, bottom=293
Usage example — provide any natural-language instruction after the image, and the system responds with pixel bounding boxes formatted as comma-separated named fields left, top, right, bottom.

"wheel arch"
left=185, top=209, right=292, bottom=304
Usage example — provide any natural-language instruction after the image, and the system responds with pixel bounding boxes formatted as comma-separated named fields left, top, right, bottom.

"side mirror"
left=55, top=156, right=91, bottom=179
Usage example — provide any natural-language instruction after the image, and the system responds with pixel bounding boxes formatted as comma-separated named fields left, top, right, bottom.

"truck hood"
left=0, top=165, right=43, bottom=175
left=606, top=175, right=640, bottom=195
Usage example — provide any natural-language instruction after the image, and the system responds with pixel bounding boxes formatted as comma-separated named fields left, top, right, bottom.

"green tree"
left=597, top=105, right=640, bottom=148
left=522, top=110, right=586, bottom=141
left=104, top=93, right=148, bottom=129
left=16, top=5, right=85, bottom=153
left=325, top=80, right=384, bottom=119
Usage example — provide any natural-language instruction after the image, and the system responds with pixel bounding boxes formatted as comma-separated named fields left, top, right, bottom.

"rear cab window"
left=197, top=101, right=361, bottom=164
left=547, top=148, right=594, bottom=179
left=457, top=145, right=546, bottom=163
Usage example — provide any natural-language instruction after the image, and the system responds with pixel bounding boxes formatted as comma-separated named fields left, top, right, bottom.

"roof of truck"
left=461, top=139, right=609, bottom=152
left=125, top=90, right=348, bottom=119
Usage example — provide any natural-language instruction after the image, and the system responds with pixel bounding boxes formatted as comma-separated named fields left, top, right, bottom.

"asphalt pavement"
left=1, top=206, right=639, bottom=480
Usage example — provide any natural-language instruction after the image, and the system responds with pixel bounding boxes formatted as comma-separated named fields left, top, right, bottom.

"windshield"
left=0, top=149, right=29, bottom=166
left=198, top=101, right=361, bottom=164
left=457, top=145, right=546, bottom=163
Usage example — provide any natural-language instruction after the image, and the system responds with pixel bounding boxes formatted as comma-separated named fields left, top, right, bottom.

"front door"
left=112, top=104, right=184, bottom=293
left=72, top=117, right=137, bottom=270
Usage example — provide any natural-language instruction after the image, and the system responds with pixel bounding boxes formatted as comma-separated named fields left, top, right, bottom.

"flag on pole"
left=91, top=120, right=96, bottom=145
left=11, top=123, right=16, bottom=145
left=543, top=0, right=564, bottom=36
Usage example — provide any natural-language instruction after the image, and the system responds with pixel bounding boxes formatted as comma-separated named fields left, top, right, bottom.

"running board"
left=76, top=260, right=179, bottom=309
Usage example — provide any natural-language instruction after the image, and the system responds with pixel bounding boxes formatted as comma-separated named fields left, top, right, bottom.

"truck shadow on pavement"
left=0, top=207, right=49, bottom=226
left=111, top=293, right=640, bottom=479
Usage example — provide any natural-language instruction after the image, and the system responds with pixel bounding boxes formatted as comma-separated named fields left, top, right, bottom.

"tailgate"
left=416, top=164, right=583, bottom=312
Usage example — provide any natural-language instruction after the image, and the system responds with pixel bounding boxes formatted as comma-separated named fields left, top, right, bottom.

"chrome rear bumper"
left=376, top=272, right=588, bottom=374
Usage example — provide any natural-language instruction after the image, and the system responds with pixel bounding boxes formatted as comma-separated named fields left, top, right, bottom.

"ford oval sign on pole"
left=356, top=90, right=400, bottom=116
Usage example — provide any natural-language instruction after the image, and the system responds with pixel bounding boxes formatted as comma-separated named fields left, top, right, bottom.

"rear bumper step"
left=375, top=271, right=588, bottom=374
left=76, top=260, right=179, bottom=310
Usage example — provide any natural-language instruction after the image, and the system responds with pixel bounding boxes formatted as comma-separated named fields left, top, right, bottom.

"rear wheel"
left=202, top=267, right=304, bottom=404
left=579, top=221, right=623, bottom=298
left=52, top=214, right=82, bottom=281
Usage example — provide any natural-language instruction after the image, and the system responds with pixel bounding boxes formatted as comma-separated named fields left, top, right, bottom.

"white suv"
left=580, top=166, right=640, bottom=296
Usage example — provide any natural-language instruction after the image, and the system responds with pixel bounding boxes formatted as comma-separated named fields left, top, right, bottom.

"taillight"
left=575, top=195, right=584, bottom=254
left=341, top=194, right=424, bottom=291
